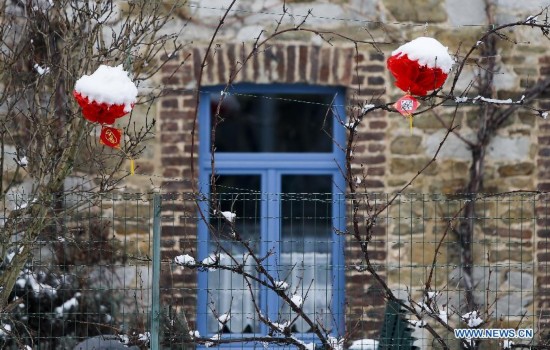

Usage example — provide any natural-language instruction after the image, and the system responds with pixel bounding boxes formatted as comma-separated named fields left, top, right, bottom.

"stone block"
left=390, top=135, right=423, bottom=155
left=383, top=0, right=447, bottom=23
left=498, top=162, right=534, bottom=177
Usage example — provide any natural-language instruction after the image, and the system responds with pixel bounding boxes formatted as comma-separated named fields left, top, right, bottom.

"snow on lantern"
left=74, top=65, right=138, bottom=174
left=387, top=37, right=454, bottom=133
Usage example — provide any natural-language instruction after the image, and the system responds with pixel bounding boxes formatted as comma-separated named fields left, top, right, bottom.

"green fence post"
left=151, top=194, right=162, bottom=350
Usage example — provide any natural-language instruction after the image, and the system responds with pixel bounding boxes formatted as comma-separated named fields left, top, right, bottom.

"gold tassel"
left=130, top=158, right=135, bottom=175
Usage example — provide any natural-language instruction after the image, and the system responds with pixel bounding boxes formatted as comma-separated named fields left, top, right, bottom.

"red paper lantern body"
left=73, top=91, right=131, bottom=125
left=387, top=54, right=448, bottom=96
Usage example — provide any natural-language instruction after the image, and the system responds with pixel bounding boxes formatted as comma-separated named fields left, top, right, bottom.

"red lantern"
left=73, top=91, right=131, bottom=125
left=387, top=37, right=453, bottom=96
left=74, top=65, right=138, bottom=175
left=99, top=126, right=122, bottom=149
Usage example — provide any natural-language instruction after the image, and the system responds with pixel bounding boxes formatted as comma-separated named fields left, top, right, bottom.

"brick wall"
left=158, top=42, right=389, bottom=337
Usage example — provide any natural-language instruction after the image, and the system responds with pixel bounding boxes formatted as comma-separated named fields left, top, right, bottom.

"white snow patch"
left=271, top=321, right=289, bottom=332
left=189, top=330, right=200, bottom=338
left=55, top=293, right=80, bottom=317
left=17, top=156, right=28, bottom=167
left=217, top=313, right=231, bottom=324
left=290, top=294, right=303, bottom=308
left=138, top=332, right=150, bottom=343
left=409, top=319, right=426, bottom=328
left=119, top=334, right=129, bottom=345
left=542, top=112, right=548, bottom=119
left=438, top=310, right=448, bottom=324
left=362, top=103, right=375, bottom=113
left=502, top=339, right=514, bottom=349
left=74, top=65, right=138, bottom=112
left=327, top=336, right=344, bottom=350
left=202, top=254, right=219, bottom=271
left=34, top=64, right=50, bottom=75
left=349, top=338, right=379, bottom=350
left=392, top=37, right=454, bottom=73
left=461, top=310, right=483, bottom=328
left=472, top=96, right=513, bottom=104
left=455, top=96, right=468, bottom=103
left=274, top=280, right=289, bottom=290
left=174, top=254, right=196, bottom=267
left=0, top=324, right=11, bottom=338
left=220, top=211, right=236, bottom=222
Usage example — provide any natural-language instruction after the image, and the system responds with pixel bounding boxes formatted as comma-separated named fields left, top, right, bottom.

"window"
left=197, top=84, right=346, bottom=345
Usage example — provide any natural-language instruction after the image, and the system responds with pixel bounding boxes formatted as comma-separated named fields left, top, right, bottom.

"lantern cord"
left=409, top=115, right=413, bottom=135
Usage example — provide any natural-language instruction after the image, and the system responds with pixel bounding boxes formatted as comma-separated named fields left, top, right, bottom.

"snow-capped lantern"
left=387, top=37, right=454, bottom=132
left=74, top=65, right=137, bottom=124
left=74, top=65, right=138, bottom=174
left=387, top=37, right=453, bottom=96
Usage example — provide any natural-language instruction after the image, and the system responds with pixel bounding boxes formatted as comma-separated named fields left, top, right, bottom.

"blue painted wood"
left=197, top=84, right=347, bottom=348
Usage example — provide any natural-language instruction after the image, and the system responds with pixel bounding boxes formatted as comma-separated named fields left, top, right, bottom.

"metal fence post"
left=151, top=194, right=162, bottom=350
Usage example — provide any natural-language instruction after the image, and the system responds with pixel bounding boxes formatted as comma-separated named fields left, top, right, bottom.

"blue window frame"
left=197, top=84, right=346, bottom=347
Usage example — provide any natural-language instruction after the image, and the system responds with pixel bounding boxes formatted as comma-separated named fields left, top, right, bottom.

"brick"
left=541, top=66, right=550, bottom=75
left=342, top=48, right=354, bottom=84
left=332, top=47, right=340, bottom=82
left=161, top=99, right=179, bottom=109
left=160, top=111, right=185, bottom=120
left=217, top=47, right=226, bottom=82
left=206, top=52, right=214, bottom=82
left=357, top=132, right=385, bottom=141
left=161, top=122, right=179, bottom=132
left=538, top=182, right=550, bottom=192
left=298, top=45, right=308, bottom=81
left=309, top=46, right=320, bottom=82
left=367, top=167, right=385, bottom=176
left=162, top=145, right=180, bottom=154
left=539, top=252, right=550, bottom=261
left=538, top=230, right=550, bottom=238
left=367, top=76, right=385, bottom=85
left=161, top=133, right=186, bottom=143
left=364, top=180, right=384, bottom=188
left=286, top=45, right=296, bottom=83
left=162, top=157, right=187, bottom=166
left=360, top=65, right=384, bottom=73
left=163, top=167, right=180, bottom=178
left=355, top=155, right=386, bottom=164
left=368, top=144, right=386, bottom=152
left=369, top=120, right=387, bottom=129
left=193, top=48, right=202, bottom=80
left=539, top=148, right=550, bottom=157
left=370, top=52, right=384, bottom=62
left=183, top=98, right=197, bottom=108
left=276, top=44, right=285, bottom=81
left=253, top=51, right=260, bottom=81
left=320, top=48, right=331, bottom=82
left=351, top=75, right=364, bottom=85
left=162, top=76, right=180, bottom=85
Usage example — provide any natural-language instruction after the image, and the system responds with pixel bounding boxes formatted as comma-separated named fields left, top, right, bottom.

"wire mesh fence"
left=0, top=192, right=548, bottom=349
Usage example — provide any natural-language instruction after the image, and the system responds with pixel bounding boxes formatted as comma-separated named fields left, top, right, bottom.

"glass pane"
left=279, top=175, right=333, bottom=333
left=207, top=175, right=261, bottom=334
left=211, top=92, right=334, bottom=153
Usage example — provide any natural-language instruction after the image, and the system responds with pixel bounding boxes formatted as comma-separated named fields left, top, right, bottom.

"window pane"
left=207, top=175, right=261, bottom=334
left=279, top=175, right=333, bottom=333
left=211, top=93, right=334, bottom=153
